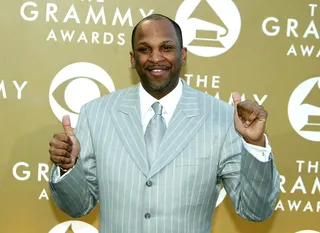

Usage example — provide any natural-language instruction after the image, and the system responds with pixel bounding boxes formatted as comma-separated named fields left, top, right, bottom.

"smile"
left=149, top=69, right=167, bottom=76
left=146, top=65, right=170, bottom=76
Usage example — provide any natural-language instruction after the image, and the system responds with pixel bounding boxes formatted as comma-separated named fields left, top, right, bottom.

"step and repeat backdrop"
left=0, top=0, right=319, bottom=232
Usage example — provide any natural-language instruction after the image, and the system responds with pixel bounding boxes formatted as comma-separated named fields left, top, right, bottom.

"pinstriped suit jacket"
left=49, top=81, right=280, bottom=233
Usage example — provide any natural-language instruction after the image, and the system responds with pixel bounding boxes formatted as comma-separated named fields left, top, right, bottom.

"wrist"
left=58, top=158, right=77, bottom=175
left=59, top=164, right=73, bottom=174
left=243, top=135, right=265, bottom=147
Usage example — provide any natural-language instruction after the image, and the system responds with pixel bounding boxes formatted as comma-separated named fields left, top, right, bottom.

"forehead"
left=134, top=18, right=178, bottom=45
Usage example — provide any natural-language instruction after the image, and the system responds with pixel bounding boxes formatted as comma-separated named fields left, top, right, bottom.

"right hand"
left=49, top=115, right=80, bottom=170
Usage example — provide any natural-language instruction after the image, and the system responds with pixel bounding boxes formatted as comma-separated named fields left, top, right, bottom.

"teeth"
left=153, top=69, right=162, bottom=72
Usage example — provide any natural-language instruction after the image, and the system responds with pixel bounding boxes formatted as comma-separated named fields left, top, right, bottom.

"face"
left=130, top=18, right=187, bottom=99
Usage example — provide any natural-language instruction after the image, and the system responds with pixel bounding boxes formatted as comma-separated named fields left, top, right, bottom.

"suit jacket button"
left=145, top=213, right=151, bottom=219
left=146, top=180, right=153, bottom=187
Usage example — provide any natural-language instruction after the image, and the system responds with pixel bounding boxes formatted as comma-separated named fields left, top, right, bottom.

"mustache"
left=146, top=65, right=170, bottom=70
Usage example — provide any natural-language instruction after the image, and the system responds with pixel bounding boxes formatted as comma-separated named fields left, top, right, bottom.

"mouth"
left=146, top=66, right=170, bottom=77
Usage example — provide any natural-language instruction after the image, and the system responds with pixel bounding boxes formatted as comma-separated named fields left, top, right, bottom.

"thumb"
left=232, top=92, right=241, bottom=107
left=62, top=115, right=74, bottom=136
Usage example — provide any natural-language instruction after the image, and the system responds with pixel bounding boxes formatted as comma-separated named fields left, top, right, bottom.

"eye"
left=49, top=62, right=116, bottom=127
left=162, top=45, right=174, bottom=51
left=138, top=47, right=150, bottom=52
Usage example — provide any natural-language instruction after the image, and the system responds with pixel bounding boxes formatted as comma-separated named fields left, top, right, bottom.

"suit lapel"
left=110, top=85, right=149, bottom=177
left=147, top=83, right=208, bottom=179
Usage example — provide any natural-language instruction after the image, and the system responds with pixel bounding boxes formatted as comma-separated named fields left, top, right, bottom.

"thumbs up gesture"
left=49, top=115, right=80, bottom=171
left=232, top=93, right=267, bottom=147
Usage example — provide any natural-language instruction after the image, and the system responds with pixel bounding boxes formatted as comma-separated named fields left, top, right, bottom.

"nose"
left=148, top=49, right=164, bottom=63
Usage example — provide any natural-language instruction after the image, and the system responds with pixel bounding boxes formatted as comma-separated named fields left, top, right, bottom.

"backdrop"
left=0, top=0, right=319, bottom=232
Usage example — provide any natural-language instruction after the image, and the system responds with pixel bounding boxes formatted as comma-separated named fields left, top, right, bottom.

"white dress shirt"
left=139, top=79, right=272, bottom=162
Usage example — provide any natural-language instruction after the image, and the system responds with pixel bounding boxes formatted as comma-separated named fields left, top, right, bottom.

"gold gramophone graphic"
left=300, top=80, right=320, bottom=132
left=188, top=0, right=229, bottom=48
left=66, top=225, right=74, bottom=233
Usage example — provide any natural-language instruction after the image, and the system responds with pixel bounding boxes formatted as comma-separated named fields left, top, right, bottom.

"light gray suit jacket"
left=49, top=81, right=280, bottom=233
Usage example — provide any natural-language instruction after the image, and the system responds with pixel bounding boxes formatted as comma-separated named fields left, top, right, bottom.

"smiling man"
left=130, top=16, right=187, bottom=99
left=49, top=14, right=280, bottom=233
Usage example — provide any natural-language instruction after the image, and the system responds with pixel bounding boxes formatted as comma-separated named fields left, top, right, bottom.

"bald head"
left=131, top=14, right=183, bottom=51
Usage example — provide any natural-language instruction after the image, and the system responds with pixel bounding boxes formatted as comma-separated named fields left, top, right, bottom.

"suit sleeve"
left=49, top=104, right=99, bottom=218
left=217, top=117, right=280, bottom=222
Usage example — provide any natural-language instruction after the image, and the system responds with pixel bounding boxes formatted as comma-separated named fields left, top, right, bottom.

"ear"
left=181, top=47, right=187, bottom=66
left=130, top=51, right=135, bottom=68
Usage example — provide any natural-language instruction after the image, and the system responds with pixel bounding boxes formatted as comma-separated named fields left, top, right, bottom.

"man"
left=49, top=14, right=280, bottom=233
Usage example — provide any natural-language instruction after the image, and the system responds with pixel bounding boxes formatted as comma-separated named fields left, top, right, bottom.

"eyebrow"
left=137, top=40, right=175, bottom=46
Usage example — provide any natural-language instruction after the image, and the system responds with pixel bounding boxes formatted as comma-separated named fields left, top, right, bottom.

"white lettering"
left=77, top=31, right=88, bottom=43
left=303, top=20, right=319, bottom=39
left=0, top=80, right=7, bottom=99
left=13, top=81, right=27, bottom=100
left=92, top=32, right=100, bottom=44
left=184, top=74, right=193, bottom=85
left=287, top=19, right=299, bottom=38
left=20, top=2, right=38, bottom=21
left=303, top=201, right=313, bottom=212
left=275, top=200, right=285, bottom=211
left=308, top=161, right=319, bottom=173
left=253, top=94, right=268, bottom=105
left=85, top=6, right=106, bottom=25
left=309, top=4, right=318, bottom=17
left=112, top=8, right=132, bottom=26
left=291, top=176, right=307, bottom=194
left=117, top=33, right=125, bottom=46
left=211, top=76, right=220, bottom=88
left=139, top=9, right=154, bottom=18
left=196, top=75, right=208, bottom=88
left=38, top=189, right=49, bottom=200
left=63, top=5, right=80, bottom=24
left=262, top=17, right=280, bottom=36
left=61, top=30, right=75, bottom=42
left=46, top=29, right=57, bottom=41
left=103, top=32, right=114, bottom=44
left=288, top=200, right=301, bottom=211
left=300, top=45, right=315, bottom=57
left=296, top=160, right=305, bottom=172
left=12, top=162, right=30, bottom=181
left=280, top=175, right=286, bottom=193
left=46, top=3, right=58, bottom=22
left=311, top=177, right=320, bottom=194
left=287, top=44, right=297, bottom=56
left=38, top=163, right=49, bottom=182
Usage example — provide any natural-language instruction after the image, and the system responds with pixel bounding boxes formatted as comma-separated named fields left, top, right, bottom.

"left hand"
left=232, top=92, right=267, bottom=147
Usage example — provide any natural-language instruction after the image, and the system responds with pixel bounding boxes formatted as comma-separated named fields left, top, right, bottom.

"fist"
left=49, top=115, right=80, bottom=170
left=232, top=93, right=267, bottom=147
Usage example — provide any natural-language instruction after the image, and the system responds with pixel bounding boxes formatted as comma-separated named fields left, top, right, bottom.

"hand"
left=232, top=93, right=267, bottom=147
left=49, top=115, right=80, bottom=170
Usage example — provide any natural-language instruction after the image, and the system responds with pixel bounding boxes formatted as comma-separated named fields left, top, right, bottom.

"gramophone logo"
left=288, top=77, right=320, bottom=142
left=175, top=0, right=241, bottom=57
